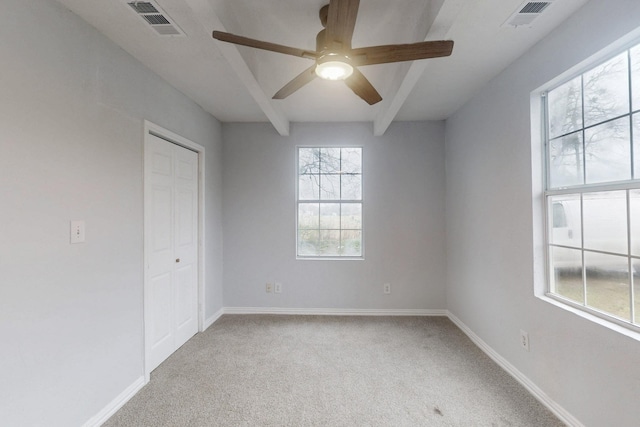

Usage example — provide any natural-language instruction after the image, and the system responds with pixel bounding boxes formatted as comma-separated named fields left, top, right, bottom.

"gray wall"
left=222, top=122, right=446, bottom=310
left=0, top=1, right=223, bottom=425
left=445, top=0, right=640, bottom=425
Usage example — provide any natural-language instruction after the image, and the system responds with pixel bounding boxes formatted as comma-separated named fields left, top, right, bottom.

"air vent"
left=128, top=2, right=158, bottom=14
left=520, top=2, right=551, bottom=14
left=503, top=1, right=553, bottom=28
left=127, top=1, right=184, bottom=36
left=143, top=14, right=170, bottom=25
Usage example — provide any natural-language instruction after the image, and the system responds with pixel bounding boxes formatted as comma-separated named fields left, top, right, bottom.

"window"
left=296, top=147, right=363, bottom=258
left=543, top=41, right=640, bottom=328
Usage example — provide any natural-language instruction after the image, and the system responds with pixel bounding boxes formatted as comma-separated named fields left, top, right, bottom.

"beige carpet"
left=104, top=315, right=564, bottom=426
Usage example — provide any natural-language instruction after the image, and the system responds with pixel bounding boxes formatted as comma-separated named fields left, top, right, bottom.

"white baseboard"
left=204, top=307, right=225, bottom=330
left=82, top=376, right=145, bottom=427
left=446, top=312, right=583, bottom=427
left=223, top=307, right=448, bottom=316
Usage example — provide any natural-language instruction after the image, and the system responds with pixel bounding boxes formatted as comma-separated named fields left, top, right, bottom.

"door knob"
left=176, top=258, right=180, bottom=263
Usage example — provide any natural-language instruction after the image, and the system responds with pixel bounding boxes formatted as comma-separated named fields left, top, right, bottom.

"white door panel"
left=176, top=190, right=195, bottom=247
left=150, top=186, right=172, bottom=271
left=145, top=134, right=198, bottom=372
left=173, top=141, right=198, bottom=349
left=149, top=274, right=172, bottom=343
left=175, top=264, right=197, bottom=346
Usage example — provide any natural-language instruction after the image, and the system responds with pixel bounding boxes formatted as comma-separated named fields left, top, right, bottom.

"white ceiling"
left=55, top=0, right=588, bottom=135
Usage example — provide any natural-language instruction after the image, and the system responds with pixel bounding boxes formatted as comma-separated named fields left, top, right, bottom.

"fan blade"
left=213, top=31, right=318, bottom=59
left=344, top=68, right=382, bottom=105
left=350, top=40, right=454, bottom=66
left=273, top=65, right=317, bottom=99
left=325, top=0, right=360, bottom=49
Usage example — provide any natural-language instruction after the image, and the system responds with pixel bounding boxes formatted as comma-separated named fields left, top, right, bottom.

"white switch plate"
left=274, top=282, right=282, bottom=294
left=70, top=220, right=85, bottom=244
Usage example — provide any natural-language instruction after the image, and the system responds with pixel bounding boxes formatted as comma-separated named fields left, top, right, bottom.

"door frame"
left=143, top=120, right=206, bottom=382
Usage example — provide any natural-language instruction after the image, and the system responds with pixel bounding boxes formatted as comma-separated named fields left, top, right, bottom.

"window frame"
left=295, top=145, right=364, bottom=260
left=541, top=39, right=640, bottom=332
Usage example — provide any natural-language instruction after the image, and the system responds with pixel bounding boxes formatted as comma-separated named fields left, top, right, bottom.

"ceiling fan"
left=212, top=0, right=454, bottom=105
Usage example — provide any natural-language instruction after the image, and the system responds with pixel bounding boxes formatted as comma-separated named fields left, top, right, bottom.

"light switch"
left=70, top=220, right=85, bottom=244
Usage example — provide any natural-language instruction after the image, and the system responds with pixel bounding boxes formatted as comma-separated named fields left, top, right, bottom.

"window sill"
left=296, top=256, right=365, bottom=261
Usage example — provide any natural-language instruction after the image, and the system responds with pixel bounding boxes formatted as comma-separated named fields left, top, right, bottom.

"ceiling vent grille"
left=503, top=1, right=553, bottom=28
left=127, top=1, right=184, bottom=36
left=520, top=2, right=551, bottom=14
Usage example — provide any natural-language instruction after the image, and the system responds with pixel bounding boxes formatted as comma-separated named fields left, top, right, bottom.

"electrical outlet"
left=266, top=283, right=273, bottom=293
left=274, top=282, right=282, bottom=294
left=383, top=283, right=391, bottom=294
left=520, top=330, right=530, bottom=352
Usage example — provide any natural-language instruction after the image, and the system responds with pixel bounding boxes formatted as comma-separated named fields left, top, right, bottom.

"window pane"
left=634, top=113, right=640, bottom=178
left=341, top=147, right=362, bottom=173
left=341, top=174, right=362, bottom=200
left=341, top=203, right=362, bottom=230
left=549, top=195, right=581, bottom=248
left=298, top=203, right=319, bottom=229
left=631, top=44, right=640, bottom=112
left=318, top=230, right=340, bottom=255
left=548, top=76, right=582, bottom=139
left=583, top=191, right=628, bottom=254
left=319, top=203, right=340, bottom=229
left=341, top=230, right=362, bottom=256
left=299, top=174, right=319, bottom=200
left=631, top=190, right=640, bottom=257
left=298, top=230, right=319, bottom=255
left=549, top=132, right=584, bottom=188
left=585, top=252, right=630, bottom=321
left=549, top=246, right=584, bottom=304
left=585, top=117, right=631, bottom=184
left=635, top=278, right=640, bottom=325
left=320, top=148, right=340, bottom=173
left=320, top=174, right=340, bottom=200
left=299, top=148, right=320, bottom=174
left=583, top=52, right=630, bottom=127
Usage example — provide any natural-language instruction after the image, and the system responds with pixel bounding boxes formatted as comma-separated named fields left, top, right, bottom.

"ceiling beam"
left=373, top=0, right=464, bottom=136
left=183, top=0, right=290, bottom=136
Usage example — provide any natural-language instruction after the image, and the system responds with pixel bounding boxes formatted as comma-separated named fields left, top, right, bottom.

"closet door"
left=145, top=134, right=198, bottom=372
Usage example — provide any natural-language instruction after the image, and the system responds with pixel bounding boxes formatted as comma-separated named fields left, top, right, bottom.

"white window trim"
left=295, top=145, right=365, bottom=261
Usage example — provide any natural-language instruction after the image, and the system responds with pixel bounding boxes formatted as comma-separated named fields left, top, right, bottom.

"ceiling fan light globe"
left=315, top=60, right=354, bottom=81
